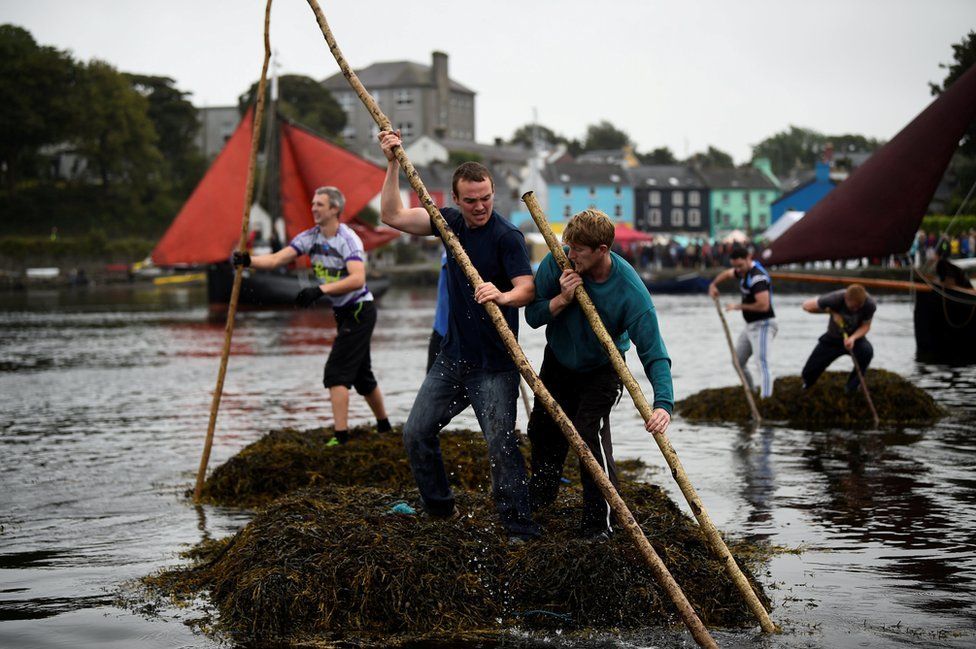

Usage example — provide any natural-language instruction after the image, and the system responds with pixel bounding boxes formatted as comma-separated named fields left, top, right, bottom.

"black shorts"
left=323, top=300, right=378, bottom=394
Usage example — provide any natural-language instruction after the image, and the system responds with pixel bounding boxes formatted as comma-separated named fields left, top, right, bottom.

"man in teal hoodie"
left=525, top=209, right=673, bottom=540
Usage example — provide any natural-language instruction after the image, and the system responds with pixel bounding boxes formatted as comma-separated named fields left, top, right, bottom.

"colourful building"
left=698, top=166, right=780, bottom=237
left=770, top=161, right=838, bottom=222
left=511, top=161, right=634, bottom=232
left=630, top=165, right=710, bottom=235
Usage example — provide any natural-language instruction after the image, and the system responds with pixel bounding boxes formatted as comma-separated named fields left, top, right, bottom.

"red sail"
left=151, top=109, right=254, bottom=265
left=763, top=64, right=976, bottom=265
left=279, top=120, right=398, bottom=251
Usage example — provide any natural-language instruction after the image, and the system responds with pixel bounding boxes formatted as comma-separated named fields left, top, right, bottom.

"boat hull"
left=643, top=273, right=711, bottom=295
left=913, top=287, right=976, bottom=363
left=206, top=263, right=390, bottom=309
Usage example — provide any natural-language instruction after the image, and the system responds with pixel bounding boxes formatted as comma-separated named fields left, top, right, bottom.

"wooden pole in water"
left=828, top=310, right=880, bottom=427
left=523, top=192, right=775, bottom=634
left=193, top=0, right=273, bottom=503
left=303, top=4, right=717, bottom=646
left=713, top=297, right=763, bottom=424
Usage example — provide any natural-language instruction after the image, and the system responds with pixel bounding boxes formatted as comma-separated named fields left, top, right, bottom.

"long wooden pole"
left=769, top=271, right=932, bottom=293
left=193, top=0, right=273, bottom=502
left=828, top=310, right=880, bottom=427
left=523, top=193, right=774, bottom=633
left=304, top=4, right=716, bottom=646
left=713, top=297, right=763, bottom=424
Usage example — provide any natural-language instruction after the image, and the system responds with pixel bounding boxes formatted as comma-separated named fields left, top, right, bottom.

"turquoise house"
left=698, top=166, right=780, bottom=237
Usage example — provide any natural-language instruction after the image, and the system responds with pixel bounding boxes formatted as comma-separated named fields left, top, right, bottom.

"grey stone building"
left=322, top=51, right=475, bottom=157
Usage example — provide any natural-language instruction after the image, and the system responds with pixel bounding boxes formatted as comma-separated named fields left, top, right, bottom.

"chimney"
left=432, top=51, right=449, bottom=139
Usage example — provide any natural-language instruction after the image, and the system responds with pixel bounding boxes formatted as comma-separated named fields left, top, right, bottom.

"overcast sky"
left=3, top=0, right=972, bottom=163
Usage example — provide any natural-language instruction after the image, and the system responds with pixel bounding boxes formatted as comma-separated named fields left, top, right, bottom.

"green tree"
left=0, top=24, right=81, bottom=187
left=752, top=125, right=883, bottom=176
left=583, top=120, right=631, bottom=151
left=750, top=126, right=822, bottom=176
left=686, top=145, right=735, bottom=169
left=637, top=146, right=678, bottom=165
left=127, top=74, right=205, bottom=196
left=73, top=60, right=163, bottom=191
left=508, top=123, right=566, bottom=148
left=239, top=74, right=346, bottom=136
left=930, top=31, right=976, bottom=212
left=930, top=30, right=976, bottom=155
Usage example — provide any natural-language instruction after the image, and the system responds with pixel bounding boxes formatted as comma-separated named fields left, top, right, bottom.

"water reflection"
left=0, top=287, right=974, bottom=647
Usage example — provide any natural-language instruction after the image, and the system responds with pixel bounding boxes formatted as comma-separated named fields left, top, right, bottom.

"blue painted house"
left=770, top=161, right=838, bottom=222
left=511, top=161, right=634, bottom=232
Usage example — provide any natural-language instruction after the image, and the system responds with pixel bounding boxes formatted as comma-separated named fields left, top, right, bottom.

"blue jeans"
left=403, top=353, right=540, bottom=538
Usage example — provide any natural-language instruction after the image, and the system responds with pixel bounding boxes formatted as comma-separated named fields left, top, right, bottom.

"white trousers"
left=735, top=318, right=778, bottom=398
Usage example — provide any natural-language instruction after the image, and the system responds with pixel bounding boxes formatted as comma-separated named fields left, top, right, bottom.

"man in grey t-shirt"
left=801, top=284, right=876, bottom=393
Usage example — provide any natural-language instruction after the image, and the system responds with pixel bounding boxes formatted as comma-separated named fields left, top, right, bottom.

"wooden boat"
left=642, top=271, right=711, bottom=294
left=761, top=63, right=976, bottom=363
left=151, top=108, right=398, bottom=310
left=205, top=263, right=390, bottom=307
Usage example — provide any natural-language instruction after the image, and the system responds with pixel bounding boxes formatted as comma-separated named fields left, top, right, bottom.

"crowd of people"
left=230, top=130, right=880, bottom=545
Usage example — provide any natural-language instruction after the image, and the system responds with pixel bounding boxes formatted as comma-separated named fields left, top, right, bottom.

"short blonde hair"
left=563, top=209, right=615, bottom=249
left=846, top=283, right=867, bottom=306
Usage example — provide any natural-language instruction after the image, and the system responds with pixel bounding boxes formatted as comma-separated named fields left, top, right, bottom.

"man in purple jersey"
left=232, top=186, right=391, bottom=443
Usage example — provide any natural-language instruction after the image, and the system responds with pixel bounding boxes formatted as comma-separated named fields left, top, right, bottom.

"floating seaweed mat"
left=195, top=426, right=649, bottom=509
left=147, top=482, right=769, bottom=643
left=677, top=370, right=945, bottom=428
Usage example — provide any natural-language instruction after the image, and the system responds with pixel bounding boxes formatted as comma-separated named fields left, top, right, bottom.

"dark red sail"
left=763, top=64, right=976, bottom=265
left=151, top=109, right=254, bottom=265
left=279, top=120, right=398, bottom=250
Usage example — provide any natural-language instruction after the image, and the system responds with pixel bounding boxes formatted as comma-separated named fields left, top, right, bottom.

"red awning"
left=614, top=223, right=655, bottom=246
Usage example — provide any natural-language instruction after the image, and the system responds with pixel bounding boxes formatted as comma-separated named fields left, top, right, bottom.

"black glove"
left=295, top=286, right=324, bottom=308
left=231, top=251, right=251, bottom=267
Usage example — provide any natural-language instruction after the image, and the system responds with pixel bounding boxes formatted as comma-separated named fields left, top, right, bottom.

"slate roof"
left=543, top=161, right=628, bottom=186
left=697, top=167, right=779, bottom=190
left=323, top=61, right=475, bottom=94
left=629, top=165, right=705, bottom=189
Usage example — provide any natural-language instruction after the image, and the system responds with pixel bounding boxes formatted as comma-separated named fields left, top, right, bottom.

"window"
left=723, top=213, right=731, bottom=226
left=671, top=208, right=684, bottom=227
left=564, top=205, right=572, bottom=217
left=649, top=190, right=661, bottom=206
left=689, top=191, right=700, bottom=206
left=614, top=204, right=622, bottom=217
left=614, top=185, right=621, bottom=196
left=395, top=89, right=413, bottom=106
left=649, top=209, right=662, bottom=226
left=564, top=185, right=571, bottom=197
left=338, top=94, right=354, bottom=111
left=342, top=124, right=356, bottom=140
left=757, top=214, right=766, bottom=227
left=758, top=193, right=767, bottom=205
left=589, top=186, right=596, bottom=197
left=397, top=122, right=414, bottom=138
left=688, top=209, right=701, bottom=227
left=722, top=193, right=730, bottom=205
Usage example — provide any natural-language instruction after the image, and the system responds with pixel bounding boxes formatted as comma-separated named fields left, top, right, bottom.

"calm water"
left=0, top=283, right=974, bottom=648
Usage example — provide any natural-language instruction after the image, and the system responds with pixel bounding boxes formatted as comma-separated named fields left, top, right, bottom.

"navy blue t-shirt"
left=737, top=261, right=775, bottom=323
left=433, top=208, right=531, bottom=371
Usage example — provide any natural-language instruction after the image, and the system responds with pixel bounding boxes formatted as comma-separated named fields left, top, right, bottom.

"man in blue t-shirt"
left=708, top=245, right=778, bottom=398
left=377, top=129, right=540, bottom=542
left=801, top=284, right=876, bottom=393
left=526, top=209, right=673, bottom=540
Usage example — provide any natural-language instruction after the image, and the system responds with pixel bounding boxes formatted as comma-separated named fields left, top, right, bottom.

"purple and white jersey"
left=289, top=223, right=372, bottom=309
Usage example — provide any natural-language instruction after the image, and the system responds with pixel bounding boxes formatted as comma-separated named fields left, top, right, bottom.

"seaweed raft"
left=677, top=370, right=945, bottom=428
left=148, top=427, right=772, bottom=644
